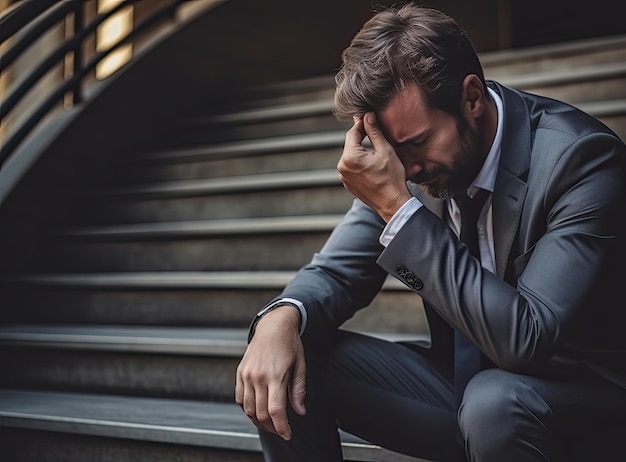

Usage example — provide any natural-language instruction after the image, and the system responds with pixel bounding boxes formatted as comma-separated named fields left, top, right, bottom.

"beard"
left=410, top=115, right=485, bottom=200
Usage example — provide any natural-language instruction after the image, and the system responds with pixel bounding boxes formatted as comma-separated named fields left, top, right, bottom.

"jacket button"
left=396, top=264, right=423, bottom=290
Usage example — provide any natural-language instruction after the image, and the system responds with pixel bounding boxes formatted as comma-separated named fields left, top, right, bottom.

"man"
left=235, top=4, right=626, bottom=461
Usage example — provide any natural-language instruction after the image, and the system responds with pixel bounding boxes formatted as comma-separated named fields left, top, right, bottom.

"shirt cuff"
left=379, top=197, right=423, bottom=247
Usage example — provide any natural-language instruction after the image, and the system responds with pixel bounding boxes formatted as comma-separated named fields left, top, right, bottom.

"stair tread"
left=186, top=99, right=336, bottom=126
left=489, top=60, right=626, bottom=88
left=0, top=325, right=249, bottom=356
left=2, top=271, right=303, bottom=289
left=139, top=131, right=346, bottom=162
left=0, top=324, right=428, bottom=354
left=1, top=271, right=408, bottom=290
left=55, top=214, right=344, bottom=239
left=102, top=169, right=341, bottom=198
left=576, top=98, right=626, bottom=116
left=0, top=390, right=431, bottom=461
left=480, top=33, right=626, bottom=66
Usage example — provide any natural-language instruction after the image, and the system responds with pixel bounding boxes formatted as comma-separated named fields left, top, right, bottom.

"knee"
left=458, top=369, right=551, bottom=459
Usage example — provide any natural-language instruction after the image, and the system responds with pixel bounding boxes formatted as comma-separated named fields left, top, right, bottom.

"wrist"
left=380, top=190, right=413, bottom=222
left=260, top=304, right=301, bottom=327
left=248, top=303, right=301, bottom=343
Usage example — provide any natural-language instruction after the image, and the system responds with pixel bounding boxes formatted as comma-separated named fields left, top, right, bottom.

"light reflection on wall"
left=96, top=0, right=133, bottom=79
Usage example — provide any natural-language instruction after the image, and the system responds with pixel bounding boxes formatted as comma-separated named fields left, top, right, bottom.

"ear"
left=461, top=74, right=487, bottom=119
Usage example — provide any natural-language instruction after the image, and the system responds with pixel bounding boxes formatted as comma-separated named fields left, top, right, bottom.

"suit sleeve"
left=272, top=198, right=390, bottom=340
left=378, top=132, right=626, bottom=373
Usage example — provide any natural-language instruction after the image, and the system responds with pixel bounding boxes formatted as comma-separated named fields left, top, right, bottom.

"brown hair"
left=334, top=3, right=486, bottom=121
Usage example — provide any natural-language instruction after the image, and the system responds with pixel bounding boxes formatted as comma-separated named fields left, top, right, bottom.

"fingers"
left=362, top=112, right=392, bottom=153
left=266, top=383, right=292, bottom=440
left=289, top=348, right=307, bottom=417
left=343, top=112, right=392, bottom=157
left=344, top=115, right=366, bottom=150
left=235, top=361, right=263, bottom=429
left=237, top=363, right=291, bottom=439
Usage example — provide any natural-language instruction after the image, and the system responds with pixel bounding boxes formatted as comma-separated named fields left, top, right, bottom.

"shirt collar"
left=467, top=87, right=503, bottom=198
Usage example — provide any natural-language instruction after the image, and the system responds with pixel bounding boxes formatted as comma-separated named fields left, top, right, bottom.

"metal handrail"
left=0, top=0, right=57, bottom=43
left=0, top=0, right=147, bottom=123
left=0, top=0, right=189, bottom=166
left=0, top=1, right=81, bottom=73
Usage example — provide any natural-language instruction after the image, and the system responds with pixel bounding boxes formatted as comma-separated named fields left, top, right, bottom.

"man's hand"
left=337, top=112, right=412, bottom=222
left=235, top=306, right=306, bottom=440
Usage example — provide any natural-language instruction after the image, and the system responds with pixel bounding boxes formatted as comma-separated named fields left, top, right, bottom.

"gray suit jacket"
left=274, top=81, right=626, bottom=388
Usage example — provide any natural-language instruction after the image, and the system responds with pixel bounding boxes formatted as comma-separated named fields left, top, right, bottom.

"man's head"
left=334, top=4, right=486, bottom=120
left=334, top=4, right=492, bottom=199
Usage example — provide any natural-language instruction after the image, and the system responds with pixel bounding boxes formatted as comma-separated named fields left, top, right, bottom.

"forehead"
left=377, top=84, right=446, bottom=144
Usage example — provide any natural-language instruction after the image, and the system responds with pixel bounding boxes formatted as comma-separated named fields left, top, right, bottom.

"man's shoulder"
left=491, top=80, right=623, bottom=142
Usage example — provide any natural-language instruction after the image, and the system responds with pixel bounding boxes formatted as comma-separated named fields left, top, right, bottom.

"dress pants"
left=258, top=330, right=626, bottom=462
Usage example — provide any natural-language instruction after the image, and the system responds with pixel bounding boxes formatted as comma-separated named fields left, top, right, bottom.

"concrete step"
left=194, top=74, right=338, bottom=119
left=168, top=101, right=349, bottom=147
left=0, top=427, right=264, bottom=462
left=481, top=33, right=626, bottom=78
left=114, top=84, right=348, bottom=183
left=43, top=215, right=341, bottom=272
left=0, top=324, right=248, bottom=356
left=103, top=169, right=343, bottom=198
left=1, top=284, right=284, bottom=326
left=0, top=349, right=235, bottom=401
left=0, top=324, right=428, bottom=401
left=0, top=324, right=427, bottom=353
left=115, top=143, right=345, bottom=184
left=498, top=61, right=626, bottom=104
left=0, top=326, right=243, bottom=401
left=0, top=272, right=429, bottom=334
left=0, top=389, right=432, bottom=461
left=576, top=98, right=626, bottom=141
left=204, top=74, right=338, bottom=116
left=93, top=184, right=352, bottom=223
left=135, top=131, right=347, bottom=165
left=87, top=170, right=353, bottom=223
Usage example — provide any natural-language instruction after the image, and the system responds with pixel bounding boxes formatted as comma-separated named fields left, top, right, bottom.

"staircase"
left=1, top=31, right=626, bottom=461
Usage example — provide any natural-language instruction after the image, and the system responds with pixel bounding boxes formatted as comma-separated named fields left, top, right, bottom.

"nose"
left=395, top=147, right=423, bottom=180
left=405, top=165, right=423, bottom=181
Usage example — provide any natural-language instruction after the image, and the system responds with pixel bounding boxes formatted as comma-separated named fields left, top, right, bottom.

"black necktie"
left=454, top=188, right=489, bottom=406
left=456, top=188, right=489, bottom=260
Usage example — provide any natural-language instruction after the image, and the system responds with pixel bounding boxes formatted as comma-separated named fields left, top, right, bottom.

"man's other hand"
left=235, top=306, right=306, bottom=440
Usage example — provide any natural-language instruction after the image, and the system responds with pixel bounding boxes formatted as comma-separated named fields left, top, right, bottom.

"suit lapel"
left=492, top=170, right=527, bottom=278
left=489, top=82, right=531, bottom=278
